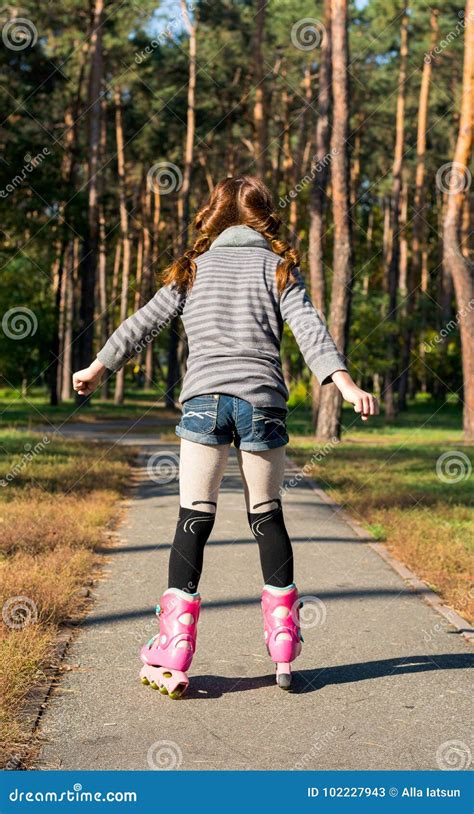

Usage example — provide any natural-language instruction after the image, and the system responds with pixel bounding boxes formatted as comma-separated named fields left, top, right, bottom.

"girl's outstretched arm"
left=72, top=283, right=185, bottom=396
left=280, top=270, right=379, bottom=421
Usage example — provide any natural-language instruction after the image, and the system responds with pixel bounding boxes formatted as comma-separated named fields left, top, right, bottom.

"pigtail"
left=162, top=232, right=211, bottom=294
left=260, top=212, right=300, bottom=293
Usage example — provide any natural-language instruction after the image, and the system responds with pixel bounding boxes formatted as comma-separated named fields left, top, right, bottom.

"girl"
left=73, top=176, right=378, bottom=697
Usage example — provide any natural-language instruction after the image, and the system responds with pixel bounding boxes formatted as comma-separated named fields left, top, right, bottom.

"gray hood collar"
left=209, top=225, right=269, bottom=250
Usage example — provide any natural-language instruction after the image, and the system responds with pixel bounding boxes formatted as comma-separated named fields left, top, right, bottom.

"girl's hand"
left=72, top=359, right=106, bottom=396
left=332, top=370, right=379, bottom=421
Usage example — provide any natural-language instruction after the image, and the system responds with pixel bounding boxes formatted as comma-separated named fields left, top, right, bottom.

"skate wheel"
left=277, top=673, right=292, bottom=690
left=158, top=685, right=168, bottom=695
left=140, top=676, right=150, bottom=686
left=169, top=684, right=187, bottom=700
left=276, top=663, right=292, bottom=690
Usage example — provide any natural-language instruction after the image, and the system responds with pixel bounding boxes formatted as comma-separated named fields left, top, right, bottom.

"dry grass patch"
left=290, top=432, right=473, bottom=625
left=0, top=430, right=134, bottom=767
left=0, top=546, right=96, bottom=626
left=0, top=492, right=119, bottom=556
left=0, top=626, right=52, bottom=766
left=368, top=506, right=473, bottom=623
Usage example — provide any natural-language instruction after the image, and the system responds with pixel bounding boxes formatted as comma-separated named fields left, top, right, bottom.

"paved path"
left=36, top=433, right=473, bottom=771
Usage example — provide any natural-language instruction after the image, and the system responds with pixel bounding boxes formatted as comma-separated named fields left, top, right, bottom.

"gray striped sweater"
left=97, top=225, right=347, bottom=409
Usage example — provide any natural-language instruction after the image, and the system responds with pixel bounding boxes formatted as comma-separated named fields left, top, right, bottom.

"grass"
left=0, top=428, right=135, bottom=767
left=0, top=387, right=177, bottom=427
left=287, top=400, right=473, bottom=625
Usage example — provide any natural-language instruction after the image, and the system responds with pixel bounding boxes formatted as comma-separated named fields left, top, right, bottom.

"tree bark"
left=76, top=0, right=104, bottom=402
left=166, top=2, right=197, bottom=408
left=97, top=100, right=110, bottom=399
left=316, top=0, right=353, bottom=440
left=443, top=0, right=474, bottom=439
left=309, top=0, right=332, bottom=427
left=145, top=187, right=161, bottom=388
left=114, top=85, right=132, bottom=405
left=253, top=0, right=267, bottom=178
left=384, top=10, right=408, bottom=420
left=61, top=240, right=78, bottom=401
left=399, top=10, right=438, bottom=409
left=177, top=0, right=196, bottom=243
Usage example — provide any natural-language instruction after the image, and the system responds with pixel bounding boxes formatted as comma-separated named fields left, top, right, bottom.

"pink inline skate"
left=140, top=588, right=201, bottom=699
left=261, top=584, right=302, bottom=690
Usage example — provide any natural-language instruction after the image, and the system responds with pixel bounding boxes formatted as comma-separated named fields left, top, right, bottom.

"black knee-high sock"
left=248, top=500, right=294, bottom=587
left=168, top=506, right=216, bottom=593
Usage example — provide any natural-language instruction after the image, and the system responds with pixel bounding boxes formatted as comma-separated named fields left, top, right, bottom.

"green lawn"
left=286, top=400, right=473, bottom=625
left=0, top=387, right=177, bottom=426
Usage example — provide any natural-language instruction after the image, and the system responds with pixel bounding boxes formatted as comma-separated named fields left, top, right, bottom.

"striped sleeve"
left=96, top=284, right=185, bottom=372
left=279, top=270, right=347, bottom=385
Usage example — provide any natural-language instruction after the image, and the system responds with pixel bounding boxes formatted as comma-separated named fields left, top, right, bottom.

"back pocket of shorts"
left=181, top=396, right=218, bottom=435
left=252, top=406, right=288, bottom=443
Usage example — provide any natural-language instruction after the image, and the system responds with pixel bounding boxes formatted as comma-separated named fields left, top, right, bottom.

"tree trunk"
left=145, top=187, right=161, bottom=388
left=253, top=0, right=267, bottom=179
left=98, top=102, right=109, bottom=399
left=384, top=10, right=408, bottom=420
left=398, top=176, right=409, bottom=297
left=382, top=196, right=392, bottom=272
left=50, top=38, right=90, bottom=406
left=399, top=10, right=438, bottom=410
left=363, top=209, right=374, bottom=294
left=61, top=239, right=78, bottom=401
left=443, top=0, right=474, bottom=439
left=166, top=2, right=197, bottom=408
left=114, top=85, right=132, bottom=406
left=76, top=0, right=104, bottom=402
left=98, top=201, right=109, bottom=399
left=316, top=0, right=353, bottom=440
left=56, top=239, right=71, bottom=400
left=140, top=186, right=152, bottom=308
left=309, top=0, right=332, bottom=427
left=111, top=239, right=122, bottom=312
left=177, top=0, right=196, bottom=242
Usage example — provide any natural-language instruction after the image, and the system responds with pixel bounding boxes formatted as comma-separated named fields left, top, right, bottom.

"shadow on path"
left=156, top=653, right=474, bottom=700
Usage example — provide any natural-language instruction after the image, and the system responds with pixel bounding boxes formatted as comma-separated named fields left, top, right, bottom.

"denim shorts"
left=175, top=394, right=289, bottom=451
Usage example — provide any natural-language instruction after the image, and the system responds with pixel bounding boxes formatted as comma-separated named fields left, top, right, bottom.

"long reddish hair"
left=162, top=176, right=299, bottom=294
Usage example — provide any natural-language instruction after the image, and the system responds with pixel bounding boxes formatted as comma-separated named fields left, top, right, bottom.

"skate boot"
left=261, top=583, right=302, bottom=690
left=140, top=588, right=201, bottom=699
